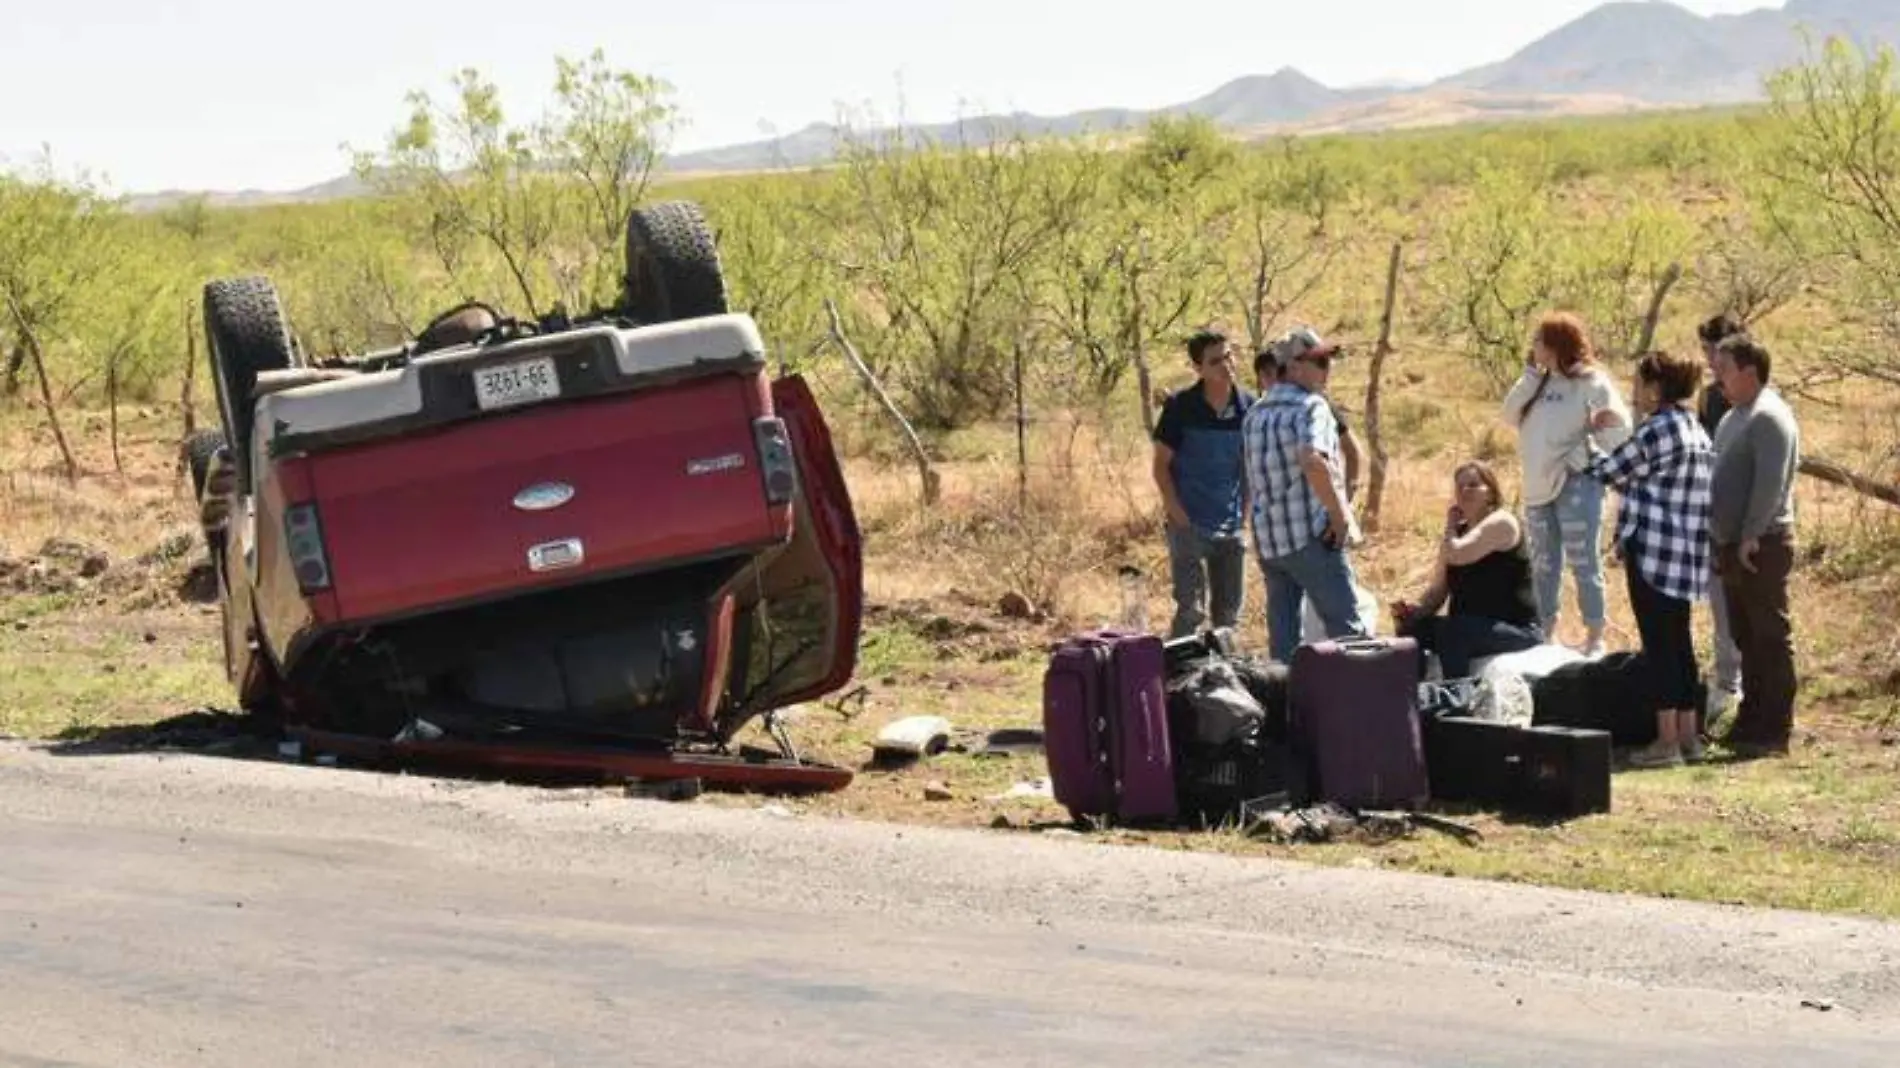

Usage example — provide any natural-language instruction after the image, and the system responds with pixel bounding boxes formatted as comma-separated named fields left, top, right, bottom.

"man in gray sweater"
left=1708, top=336, right=1801, bottom=757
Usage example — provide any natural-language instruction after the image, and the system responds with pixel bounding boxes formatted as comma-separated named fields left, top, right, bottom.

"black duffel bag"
left=1166, top=656, right=1307, bottom=822
left=1529, top=651, right=1704, bottom=746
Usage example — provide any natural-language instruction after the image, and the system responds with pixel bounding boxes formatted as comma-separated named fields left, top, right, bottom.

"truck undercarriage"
left=187, top=200, right=863, bottom=791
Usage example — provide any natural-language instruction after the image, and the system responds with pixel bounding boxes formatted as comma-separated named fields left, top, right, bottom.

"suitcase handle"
left=1321, top=636, right=1416, bottom=660
left=1321, top=636, right=1387, bottom=659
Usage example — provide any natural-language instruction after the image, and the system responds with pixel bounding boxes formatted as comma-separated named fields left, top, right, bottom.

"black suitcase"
left=1424, top=717, right=1612, bottom=818
left=1423, top=716, right=1515, bottom=804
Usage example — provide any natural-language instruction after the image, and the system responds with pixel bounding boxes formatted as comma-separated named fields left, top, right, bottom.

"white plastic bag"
left=1473, top=664, right=1536, bottom=726
left=1469, top=643, right=1584, bottom=684
left=1303, top=581, right=1380, bottom=644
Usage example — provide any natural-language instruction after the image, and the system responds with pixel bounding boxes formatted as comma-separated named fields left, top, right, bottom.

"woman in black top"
left=1391, top=461, right=1545, bottom=679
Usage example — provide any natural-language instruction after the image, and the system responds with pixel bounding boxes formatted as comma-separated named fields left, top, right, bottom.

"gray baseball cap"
left=1266, top=326, right=1342, bottom=369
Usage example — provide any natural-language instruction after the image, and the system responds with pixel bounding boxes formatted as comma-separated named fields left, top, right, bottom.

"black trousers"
left=1625, top=562, right=1701, bottom=711
left=1717, top=532, right=1798, bottom=748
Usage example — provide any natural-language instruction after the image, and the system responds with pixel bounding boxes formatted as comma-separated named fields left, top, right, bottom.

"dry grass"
left=835, top=405, right=1900, bottom=704
left=840, top=345, right=1900, bottom=671
left=0, top=403, right=200, bottom=564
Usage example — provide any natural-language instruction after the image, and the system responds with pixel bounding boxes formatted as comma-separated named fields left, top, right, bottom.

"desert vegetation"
left=5, top=40, right=1900, bottom=916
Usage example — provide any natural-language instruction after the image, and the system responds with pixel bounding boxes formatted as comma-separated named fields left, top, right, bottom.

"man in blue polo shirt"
left=1152, top=329, right=1254, bottom=638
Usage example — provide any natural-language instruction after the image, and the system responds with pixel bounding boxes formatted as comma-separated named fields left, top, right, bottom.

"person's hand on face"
left=1451, top=470, right=1490, bottom=527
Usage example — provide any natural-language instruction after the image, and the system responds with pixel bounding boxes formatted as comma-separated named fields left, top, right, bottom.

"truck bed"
left=254, top=315, right=793, bottom=625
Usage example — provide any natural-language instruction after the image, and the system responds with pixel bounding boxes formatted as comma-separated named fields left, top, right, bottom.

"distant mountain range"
left=126, top=0, right=1900, bottom=211
left=1441, top=0, right=1898, bottom=101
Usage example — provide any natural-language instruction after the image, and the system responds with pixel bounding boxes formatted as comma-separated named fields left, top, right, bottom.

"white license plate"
left=473, top=356, right=560, bottom=411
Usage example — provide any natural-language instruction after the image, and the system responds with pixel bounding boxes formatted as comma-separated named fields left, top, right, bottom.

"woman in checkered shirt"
left=1583, top=350, right=1716, bottom=769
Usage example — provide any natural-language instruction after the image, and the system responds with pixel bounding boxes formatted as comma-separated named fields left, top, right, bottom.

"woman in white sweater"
left=1499, top=312, right=1632, bottom=656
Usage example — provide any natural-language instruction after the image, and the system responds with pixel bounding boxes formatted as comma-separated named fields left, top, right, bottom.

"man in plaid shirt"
left=1243, top=327, right=1367, bottom=662
left=1584, top=350, right=1715, bottom=767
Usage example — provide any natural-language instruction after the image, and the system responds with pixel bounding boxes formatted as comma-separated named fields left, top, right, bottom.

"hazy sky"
left=3, top=0, right=1780, bottom=194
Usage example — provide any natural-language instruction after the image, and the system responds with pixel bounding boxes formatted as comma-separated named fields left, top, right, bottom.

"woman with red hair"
left=1500, top=313, right=1632, bottom=656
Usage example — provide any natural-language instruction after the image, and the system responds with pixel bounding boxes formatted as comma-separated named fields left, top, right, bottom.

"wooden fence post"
left=1362, top=241, right=1404, bottom=532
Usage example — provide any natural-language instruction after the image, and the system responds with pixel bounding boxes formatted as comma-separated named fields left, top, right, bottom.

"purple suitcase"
left=1043, top=628, right=1177, bottom=824
left=1288, top=636, right=1429, bottom=809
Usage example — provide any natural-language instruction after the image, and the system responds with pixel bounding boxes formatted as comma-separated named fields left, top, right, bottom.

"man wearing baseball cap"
left=1242, top=325, right=1368, bottom=661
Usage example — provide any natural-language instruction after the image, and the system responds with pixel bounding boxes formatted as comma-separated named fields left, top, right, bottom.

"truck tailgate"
left=308, top=375, right=786, bottom=623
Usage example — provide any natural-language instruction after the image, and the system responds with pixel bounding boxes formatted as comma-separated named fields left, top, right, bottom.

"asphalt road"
left=3, top=739, right=1898, bottom=1067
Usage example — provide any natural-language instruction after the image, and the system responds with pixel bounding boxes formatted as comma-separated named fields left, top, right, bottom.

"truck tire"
left=622, top=200, right=729, bottom=323
left=203, top=276, right=296, bottom=487
left=182, top=427, right=226, bottom=500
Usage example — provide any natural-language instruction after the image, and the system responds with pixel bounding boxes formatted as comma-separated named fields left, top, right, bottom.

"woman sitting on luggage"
left=1581, top=349, right=1715, bottom=768
left=1390, top=461, right=1544, bottom=679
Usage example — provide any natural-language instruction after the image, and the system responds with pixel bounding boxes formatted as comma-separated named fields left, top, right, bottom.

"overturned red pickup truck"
left=185, top=201, right=863, bottom=789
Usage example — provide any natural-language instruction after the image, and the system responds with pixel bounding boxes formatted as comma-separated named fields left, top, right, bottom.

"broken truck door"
left=720, top=374, right=865, bottom=731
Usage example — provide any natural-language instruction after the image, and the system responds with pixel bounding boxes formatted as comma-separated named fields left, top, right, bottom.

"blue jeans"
left=1524, top=471, right=1606, bottom=632
left=1166, top=525, right=1247, bottom=638
left=1400, top=614, right=1544, bottom=680
left=1260, top=538, right=1367, bottom=663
